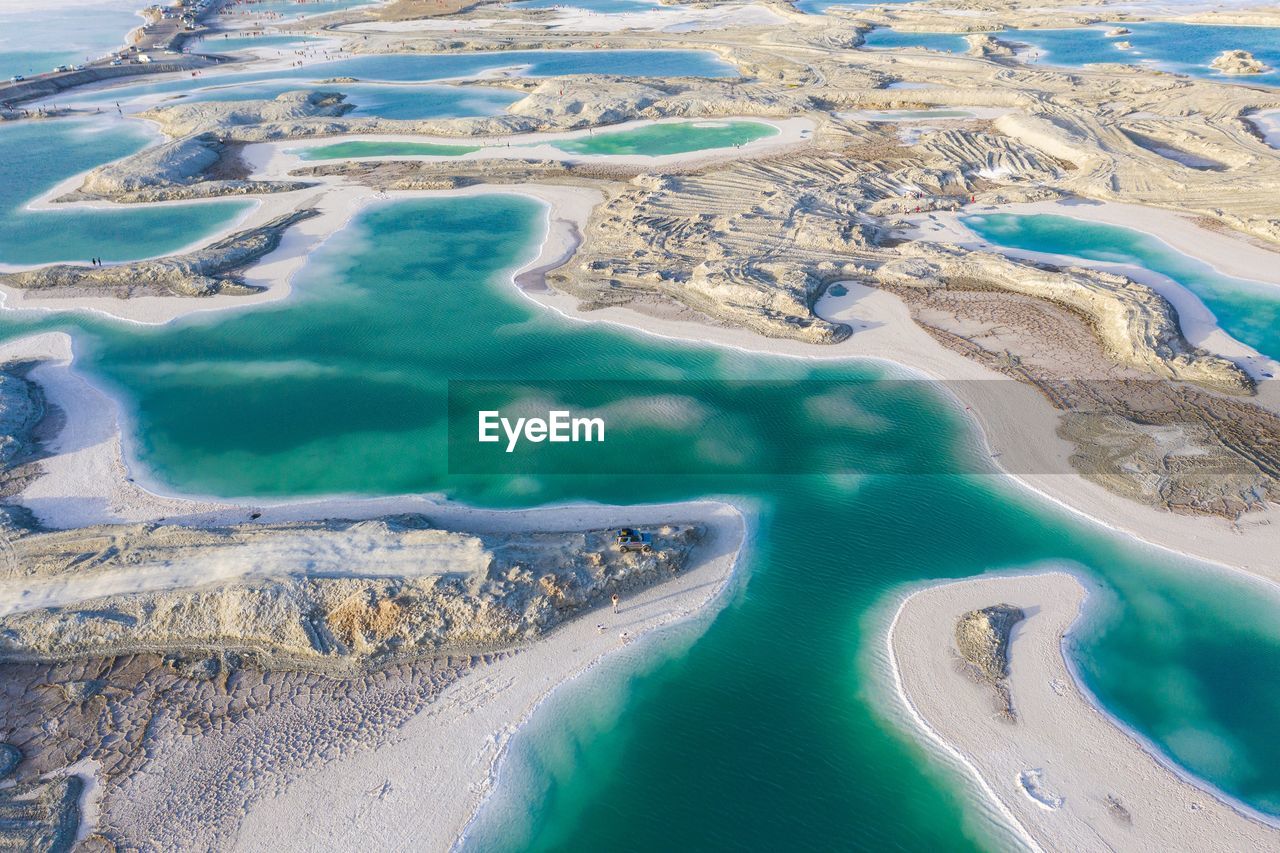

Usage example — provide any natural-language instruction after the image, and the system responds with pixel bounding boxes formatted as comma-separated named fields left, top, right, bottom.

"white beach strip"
left=888, top=571, right=1280, bottom=852
left=8, top=177, right=1280, bottom=583
left=915, top=197, right=1280, bottom=288
left=903, top=198, right=1280, bottom=381
left=1249, top=108, right=1280, bottom=148
left=229, top=502, right=745, bottom=853
left=0, top=114, right=810, bottom=322
left=258, top=115, right=812, bottom=169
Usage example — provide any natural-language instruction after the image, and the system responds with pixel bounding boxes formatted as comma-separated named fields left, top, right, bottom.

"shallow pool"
left=0, top=119, right=250, bottom=268
left=964, top=211, right=1280, bottom=363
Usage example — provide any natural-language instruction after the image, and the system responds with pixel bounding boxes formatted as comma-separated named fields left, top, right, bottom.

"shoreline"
left=253, top=115, right=813, bottom=169
left=233, top=500, right=748, bottom=852
left=885, top=569, right=1280, bottom=849
left=903, top=197, right=1280, bottom=382
left=7, top=177, right=1280, bottom=582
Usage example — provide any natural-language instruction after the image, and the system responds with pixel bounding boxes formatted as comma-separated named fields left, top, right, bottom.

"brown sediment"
left=954, top=602, right=1024, bottom=720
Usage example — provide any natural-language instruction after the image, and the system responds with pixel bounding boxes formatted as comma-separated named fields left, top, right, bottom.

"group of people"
left=88, top=257, right=106, bottom=267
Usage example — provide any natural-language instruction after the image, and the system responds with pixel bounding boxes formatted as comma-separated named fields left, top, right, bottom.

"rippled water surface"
left=3, top=197, right=1279, bottom=844
left=965, top=212, right=1280, bottom=363
left=0, top=120, right=250, bottom=267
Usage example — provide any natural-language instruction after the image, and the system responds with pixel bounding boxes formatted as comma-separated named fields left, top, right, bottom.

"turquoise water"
left=862, top=28, right=970, bottom=54
left=138, top=80, right=523, bottom=120
left=4, top=196, right=1280, bottom=842
left=297, top=140, right=481, bottom=159
left=0, top=1, right=140, bottom=79
left=964, top=212, right=1280, bottom=364
left=0, top=120, right=250, bottom=267
left=64, top=49, right=737, bottom=109
left=1005, top=23, right=1280, bottom=87
left=550, top=121, right=778, bottom=155
left=292, top=122, right=776, bottom=161
left=856, top=23, right=1280, bottom=86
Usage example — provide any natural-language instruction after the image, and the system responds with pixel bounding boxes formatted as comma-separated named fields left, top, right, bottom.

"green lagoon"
left=4, top=196, right=1280, bottom=847
left=295, top=122, right=778, bottom=162
left=965, top=212, right=1280, bottom=363
left=550, top=121, right=778, bottom=156
left=297, top=141, right=482, bottom=160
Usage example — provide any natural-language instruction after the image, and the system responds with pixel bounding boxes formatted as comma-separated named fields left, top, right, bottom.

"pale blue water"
left=2, top=196, right=1278, bottom=841
left=62, top=49, right=737, bottom=109
left=0, top=119, right=250, bottom=267
left=862, top=28, right=970, bottom=54
left=1004, top=23, right=1280, bottom=87
left=152, top=79, right=522, bottom=120
left=0, top=0, right=141, bottom=79
left=854, top=23, right=1280, bottom=87
left=964, top=212, right=1280, bottom=365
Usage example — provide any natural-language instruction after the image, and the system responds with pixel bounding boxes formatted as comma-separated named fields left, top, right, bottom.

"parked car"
left=8, top=75, right=24, bottom=83
left=614, top=529, right=654, bottom=553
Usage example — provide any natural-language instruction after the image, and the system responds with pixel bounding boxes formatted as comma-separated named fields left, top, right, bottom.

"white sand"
left=1249, top=108, right=1280, bottom=148
left=233, top=500, right=745, bottom=853
left=905, top=197, right=1280, bottom=382
left=0, top=115, right=810, bottom=323
left=10, top=172, right=1280, bottom=581
left=260, top=115, right=813, bottom=169
left=889, top=571, right=1280, bottom=851
left=1, top=329, right=748, bottom=850
left=541, top=3, right=786, bottom=34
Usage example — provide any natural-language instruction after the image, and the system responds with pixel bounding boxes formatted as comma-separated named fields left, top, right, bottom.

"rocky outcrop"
left=0, top=209, right=318, bottom=299
left=140, top=90, right=357, bottom=137
left=72, top=132, right=310, bottom=203
left=965, top=34, right=1016, bottom=59
left=0, top=364, right=49, bottom=516
left=1210, top=50, right=1272, bottom=75
left=875, top=245, right=1254, bottom=395
left=0, top=518, right=704, bottom=665
left=955, top=603, right=1024, bottom=720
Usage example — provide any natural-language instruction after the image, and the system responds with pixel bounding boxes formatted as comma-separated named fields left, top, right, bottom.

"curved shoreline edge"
left=231, top=502, right=750, bottom=852
left=3, top=172, right=1280, bottom=846
left=885, top=570, right=1280, bottom=851
left=6, top=177, right=1280, bottom=574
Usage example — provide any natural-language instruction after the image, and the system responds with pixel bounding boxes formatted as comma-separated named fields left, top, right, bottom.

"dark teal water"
left=5, top=197, right=1280, bottom=845
left=964, top=212, right=1280, bottom=364
left=0, top=120, right=250, bottom=267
